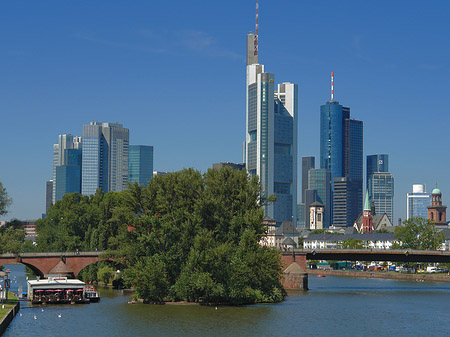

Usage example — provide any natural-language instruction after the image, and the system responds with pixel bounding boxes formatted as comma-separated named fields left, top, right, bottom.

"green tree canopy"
left=394, top=217, right=445, bottom=250
left=0, top=181, right=12, bottom=216
left=33, top=167, right=285, bottom=304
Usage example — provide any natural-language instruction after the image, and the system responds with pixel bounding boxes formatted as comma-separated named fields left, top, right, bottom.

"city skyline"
left=2, top=1, right=450, bottom=221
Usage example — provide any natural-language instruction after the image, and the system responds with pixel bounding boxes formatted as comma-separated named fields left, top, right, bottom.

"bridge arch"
left=0, top=252, right=107, bottom=278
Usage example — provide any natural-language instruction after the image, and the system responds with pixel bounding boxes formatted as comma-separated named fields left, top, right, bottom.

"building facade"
left=129, top=145, right=154, bottom=186
left=81, top=122, right=129, bottom=195
left=332, top=177, right=360, bottom=227
left=244, top=21, right=297, bottom=224
left=406, top=184, right=431, bottom=219
left=55, top=148, right=82, bottom=201
left=320, top=83, right=363, bottom=228
left=367, top=154, right=389, bottom=189
left=302, top=156, right=315, bottom=202
left=52, top=134, right=82, bottom=203
left=368, top=172, right=394, bottom=222
left=308, top=169, right=331, bottom=227
left=428, top=188, right=447, bottom=226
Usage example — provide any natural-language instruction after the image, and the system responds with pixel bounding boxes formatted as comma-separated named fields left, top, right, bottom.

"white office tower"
left=244, top=4, right=298, bottom=224
left=406, top=184, right=432, bottom=220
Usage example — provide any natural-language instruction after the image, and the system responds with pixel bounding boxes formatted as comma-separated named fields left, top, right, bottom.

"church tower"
left=362, top=190, right=373, bottom=233
left=427, top=186, right=447, bottom=226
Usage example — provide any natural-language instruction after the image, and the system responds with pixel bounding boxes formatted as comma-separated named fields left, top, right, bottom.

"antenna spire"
left=254, top=0, right=259, bottom=56
left=331, top=71, right=334, bottom=101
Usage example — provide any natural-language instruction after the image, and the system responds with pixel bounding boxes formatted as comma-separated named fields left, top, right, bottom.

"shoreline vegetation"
left=35, top=168, right=286, bottom=305
left=309, top=268, right=450, bottom=282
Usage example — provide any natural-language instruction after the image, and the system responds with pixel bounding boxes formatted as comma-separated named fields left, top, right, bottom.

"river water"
left=3, top=263, right=450, bottom=336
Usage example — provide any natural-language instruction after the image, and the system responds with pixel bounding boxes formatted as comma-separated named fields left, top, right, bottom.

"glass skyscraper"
left=320, top=102, right=349, bottom=181
left=129, top=145, right=154, bottom=186
left=368, top=172, right=394, bottom=221
left=407, top=184, right=431, bottom=219
left=55, top=149, right=82, bottom=201
left=245, top=27, right=298, bottom=224
left=308, top=169, right=331, bottom=227
left=52, top=134, right=82, bottom=203
left=367, top=154, right=389, bottom=189
left=82, top=122, right=129, bottom=195
left=367, top=154, right=394, bottom=221
left=302, top=156, right=315, bottom=202
left=320, top=95, right=363, bottom=227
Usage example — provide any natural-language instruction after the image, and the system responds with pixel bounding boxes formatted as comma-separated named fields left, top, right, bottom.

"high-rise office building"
left=320, top=73, right=363, bottom=226
left=367, top=154, right=389, bottom=189
left=52, top=134, right=82, bottom=203
left=55, top=149, right=82, bottom=201
left=367, top=154, right=394, bottom=221
left=333, top=177, right=360, bottom=227
left=406, top=184, right=432, bottom=220
left=308, top=169, right=331, bottom=227
left=302, top=157, right=315, bottom=202
left=244, top=4, right=298, bottom=224
left=368, top=172, right=394, bottom=221
left=320, top=101, right=348, bottom=181
left=82, top=122, right=129, bottom=195
left=129, top=145, right=154, bottom=186
left=344, top=118, right=363, bottom=221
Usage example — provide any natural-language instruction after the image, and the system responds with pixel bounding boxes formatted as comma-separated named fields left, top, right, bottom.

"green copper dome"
left=432, top=188, right=441, bottom=194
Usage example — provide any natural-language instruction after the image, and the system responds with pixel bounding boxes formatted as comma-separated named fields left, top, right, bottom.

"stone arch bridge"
left=0, top=251, right=106, bottom=277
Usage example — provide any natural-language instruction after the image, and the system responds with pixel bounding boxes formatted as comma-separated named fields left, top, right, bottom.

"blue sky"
left=1, top=1, right=449, bottom=223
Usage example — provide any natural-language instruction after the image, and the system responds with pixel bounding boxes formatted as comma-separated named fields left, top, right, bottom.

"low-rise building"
left=304, top=233, right=397, bottom=250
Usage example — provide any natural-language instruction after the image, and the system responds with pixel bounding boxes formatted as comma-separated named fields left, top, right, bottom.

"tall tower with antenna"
left=244, top=1, right=298, bottom=225
left=320, top=72, right=364, bottom=227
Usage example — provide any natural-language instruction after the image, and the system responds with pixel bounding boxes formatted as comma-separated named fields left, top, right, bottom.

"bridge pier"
left=281, top=252, right=308, bottom=290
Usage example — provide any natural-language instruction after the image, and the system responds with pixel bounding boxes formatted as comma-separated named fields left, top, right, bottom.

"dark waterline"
left=3, top=264, right=450, bottom=336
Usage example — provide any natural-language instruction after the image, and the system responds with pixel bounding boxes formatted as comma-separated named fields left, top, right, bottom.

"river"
left=3, top=263, right=450, bottom=336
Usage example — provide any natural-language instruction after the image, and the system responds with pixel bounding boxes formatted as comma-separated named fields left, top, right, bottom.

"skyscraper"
left=332, top=177, right=360, bottom=227
left=55, top=148, right=82, bottom=201
left=407, top=184, right=431, bottom=219
left=129, top=145, right=154, bottom=186
left=302, top=156, right=315, bottom=202
left=368, top=172, right=394, bottom=221
left=52, top=134, right=82, bottom=203
left=82, top=122, right=129, bottom=195
left=320, top=73, right=363, bottom=227
left=308, top=169, right=331, bottom=227
left=244, top=3, right=298, bottom=224
left=367, top=154, right=394, bottom=221
left=366, top=154, right=389, bottom=189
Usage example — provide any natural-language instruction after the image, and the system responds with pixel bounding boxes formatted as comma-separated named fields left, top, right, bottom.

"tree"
left=394, top=217, right=445, bottom=250
left=0, top=182, right=12, bottom=216
left=341, top=238, right=365, bottom=249
left=0, top=227, right=25, bottom=255
left=97, top=265, right=115, bottom=286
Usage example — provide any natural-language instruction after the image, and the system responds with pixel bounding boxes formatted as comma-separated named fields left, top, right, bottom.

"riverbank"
left=308, top=269, right=450, bottom=282
left=0, top=293, right=20, bottom=336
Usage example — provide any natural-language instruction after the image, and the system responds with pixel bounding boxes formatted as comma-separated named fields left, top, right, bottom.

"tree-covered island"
left=33, top=168, right=286, bottom=305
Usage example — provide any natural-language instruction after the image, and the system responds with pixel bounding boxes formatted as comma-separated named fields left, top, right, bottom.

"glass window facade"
left=367, top=154, right=389, bottom=189
left=308, top=169, right=331, bottom=227
left=368, top=172, right=394, bottom=222
left=82, top=122, right=129, bottom=195
left=129, top=145, right=154, bottom=186
left=320, top=101, right=344, bottom=181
